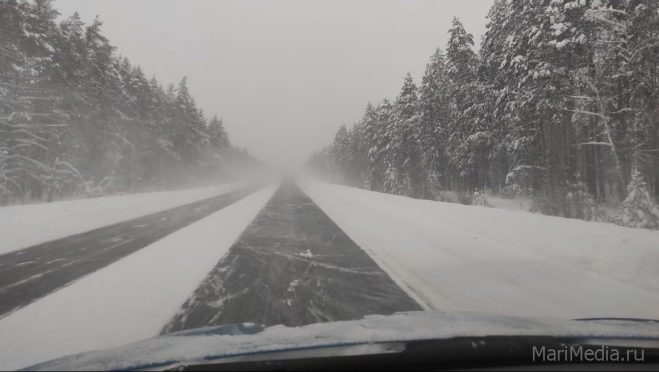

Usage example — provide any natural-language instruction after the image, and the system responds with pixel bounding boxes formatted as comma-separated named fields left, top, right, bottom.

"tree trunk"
left=586, top=120, right=597, bottom=198
left=652, top=61, right=659, bottom=201
left=596, top=141, right=605, bottom=201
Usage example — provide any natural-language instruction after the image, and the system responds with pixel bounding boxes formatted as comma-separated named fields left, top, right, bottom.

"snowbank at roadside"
left=487, top=195, right=529, bottom=212
left=0, top=182, right=247, bottom=255
left=0, top=184, right=278, bottom=370
left=301, top=180, right=659, bottom=320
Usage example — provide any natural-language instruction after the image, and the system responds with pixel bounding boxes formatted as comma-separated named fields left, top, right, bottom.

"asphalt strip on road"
left=0, top=185, right=262, bottom=318
left=162, top=182, right=422, bottom=333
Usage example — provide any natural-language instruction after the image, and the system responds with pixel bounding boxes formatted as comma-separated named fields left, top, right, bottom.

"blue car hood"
left=27, top=311, right=659, bottom=371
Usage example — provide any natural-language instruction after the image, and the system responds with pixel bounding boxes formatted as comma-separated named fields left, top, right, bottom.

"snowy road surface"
left=0, top=182, right=247, bottom=255
left=0, top=185, right=278, bottom=370
left=300, top=180, right=659, bottom=319
left=162, top=183, right=421, bottom=333
left=1, top=180, right=659, bottom=369
left=0, top=185, right=261, bottom=318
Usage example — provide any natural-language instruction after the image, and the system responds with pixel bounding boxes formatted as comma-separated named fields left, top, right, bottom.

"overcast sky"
left=55, top=0, right=493, bottom=168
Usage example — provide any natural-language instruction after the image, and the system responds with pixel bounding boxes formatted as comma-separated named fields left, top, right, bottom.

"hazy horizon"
left=55, top=0, right=493, bottom=168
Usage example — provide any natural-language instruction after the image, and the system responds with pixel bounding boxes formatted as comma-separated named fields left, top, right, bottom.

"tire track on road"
left=0, top=185, right=262, bottom=318
left=162, top=182, right=422, bottom=333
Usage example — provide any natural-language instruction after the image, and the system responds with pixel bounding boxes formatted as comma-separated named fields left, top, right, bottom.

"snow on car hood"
left=27, top=311, right=659, bottom=371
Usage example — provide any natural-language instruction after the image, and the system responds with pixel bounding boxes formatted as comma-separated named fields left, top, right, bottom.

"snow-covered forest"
left=309, top=0, right=659, bottom=229
left=0, top=0, right=256, bottom=206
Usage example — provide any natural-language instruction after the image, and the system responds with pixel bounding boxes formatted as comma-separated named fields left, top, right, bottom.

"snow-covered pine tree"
left=173, top=77, right=195, bottom=162
left=384, top=73, right=419, bottom=197
left=368, top=99, right=393, bottom=192
left=567, top=0, right=659, bottom=205
left=494, top=0, right=592, bottom=218
left=347, top=121, right=368, bottom=187
left=0, top=0, right=65, bottom=204
left=445, top=17, right=484, bottom=192
left=360, top=102, right=379, bottom=190
left=208, top=115, right=229, bottom=157
left=332, top=124, right=351, bottom=183
left=479, top=0, right=512, bottom=194
left=618, top=170, right=659, bottom=229
left=0, top=1, right=29, bottom=205
left=1, top=1, right=250, bottom=203
left=418, top=48, right=448, bottom=198
left=472, top=190, right=492, bottom=208
left=303, top=0, right=658, bottom=230
left=78, top=17, right=128, bottom=195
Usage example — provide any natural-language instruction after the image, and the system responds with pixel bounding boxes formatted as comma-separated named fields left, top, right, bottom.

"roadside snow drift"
left=300, top=180, right=659, bottom=320
left=0, top=184, right=278, bottom=371
left=0, top=182, right=247, bottom=255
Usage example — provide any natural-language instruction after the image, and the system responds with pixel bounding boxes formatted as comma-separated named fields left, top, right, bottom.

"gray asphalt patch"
left=162, top=182, right=422, bottom=333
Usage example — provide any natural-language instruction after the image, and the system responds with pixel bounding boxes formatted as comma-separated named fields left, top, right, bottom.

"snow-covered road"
left=0, top=185, right=278, bottom=370
left=162, top=182, right=421, bottom=333
left=0, top=182, right=247, bottom=255
left=300, top=180, right=659, bottom=319
left=0, top=186, right=261, bottom=317
left=1, top=179, right=658, bottom=369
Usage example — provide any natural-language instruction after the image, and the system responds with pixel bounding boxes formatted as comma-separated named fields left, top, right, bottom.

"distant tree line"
left=1, top=0, right=257, bottom=206
left=309, top=0, right=659, bottom=229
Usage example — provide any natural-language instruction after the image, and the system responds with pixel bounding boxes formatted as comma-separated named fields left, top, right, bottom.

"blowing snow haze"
left=3, top=0, right=659, bottom=370
left=54, top=0, right=492, bottom=168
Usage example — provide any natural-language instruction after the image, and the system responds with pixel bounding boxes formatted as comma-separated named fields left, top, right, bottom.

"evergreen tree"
left=445, top=17, right=483, bottom=192
left=309, top=0, right=659, bottom=229
left=618, top=170, right=659, bottom=229
left=384, top=73, right=418, bottom=196
left=418, top=48, right=448, bottom=197
left=368, top=100, right=392, bottom=192
left=0, top=1, right=252, bottom=205
left=332, top=124, right=350, bottom=182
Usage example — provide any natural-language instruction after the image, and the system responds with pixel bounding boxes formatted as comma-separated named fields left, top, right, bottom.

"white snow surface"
left=30, top=311, right=659, bottom=371
left=0, top=182, right=247, bottom=255
left=0, top=184, right=279, bottom=371
left=300, top=180, right=659, bottom=320
left=487, top=195, right=529, bottom=212
left=296, top=249, right=315, bottom=258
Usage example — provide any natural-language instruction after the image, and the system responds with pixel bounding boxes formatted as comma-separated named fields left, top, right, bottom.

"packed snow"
left=0, top=182, right=247, bottom=255
left=487, top=195, right=529, bottom=212
left=300, top=180, right=659, bottom=320
left=296, top=249, right=315, bottom=258
left=287, top=280, right=300, bottom=292
left=30, top=310, right=659, bottom=371
left=2, top=179, right=658, bottom=369
left=0, top=184, right=278, bottom=370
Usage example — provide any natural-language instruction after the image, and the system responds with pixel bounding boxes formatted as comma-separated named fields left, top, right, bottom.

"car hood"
left=27, top=311, right=659, bottom=371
